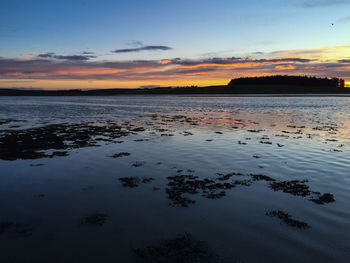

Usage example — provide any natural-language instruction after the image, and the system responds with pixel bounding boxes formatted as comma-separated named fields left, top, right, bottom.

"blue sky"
left=0, top=0, right=349, bottom=88
left=1, top=0, right=349, bottom=57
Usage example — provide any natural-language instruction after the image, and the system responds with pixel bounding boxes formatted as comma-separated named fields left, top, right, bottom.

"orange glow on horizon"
left=1, top=77, right=349, bottom=90
left=54, top=68, right=127, bottom=76
left=0, top=78, right=230, bottom=90
left=158, top=59, right=172, bottom=64
left=275, top=65, right=296, bottom=70
left=270, top=45, right=350, bottom=61
left=179, top=60, right=302, bottom=69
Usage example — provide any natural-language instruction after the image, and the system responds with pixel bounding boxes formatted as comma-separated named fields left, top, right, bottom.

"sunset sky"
left=1, top=0, right=350, bottom=89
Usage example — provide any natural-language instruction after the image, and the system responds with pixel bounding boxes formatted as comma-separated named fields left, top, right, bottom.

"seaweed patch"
left=266, top=210, right=310, bottom=229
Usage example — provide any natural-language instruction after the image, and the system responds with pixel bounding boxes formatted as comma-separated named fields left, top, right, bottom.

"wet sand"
left=0, top=96, right=350, bottom=262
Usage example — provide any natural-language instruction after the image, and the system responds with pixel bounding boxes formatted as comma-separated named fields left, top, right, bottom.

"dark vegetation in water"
left=266, top=210, right=310, bottom=229
left=247, top=129, right=264, bottom=133
left=131, top=127, right=146, bottom=132
left=0, top=119, right=27, bottom=125
left=269, top=180, right=335, bottom=204
left=83, top=213, right=108, bottom=226
left=119, top=177, right=154, bottom=187
left=142, top=177, right=155, bottom=184
left=0, top=221, right=33, bottom=237
left=167, top=174, right=230, bottom=206
left=269, top=180, right=311, bottom=197
left=0, top=120, right=12, bottom=125
left=183, top=131, right=194, bottom=136
left=119, top=177, right=140, bottom=187
left=112, top=152, right=131, bottom=158
left=0, top=122, right=132, bottom=160
left=161, top=133, right=174, bottom=136
left=166, top=173, right=255, bottom=207
left=163, top=171, right=335, bottom=207
left=249, top=174, right=275, bottom=182
left=133, top=233, right=228, bottom=263
left=132, top=161, right=145, bottom=167
left=309, top=193, right=335, bottom=204
left=134, top=139, right=149, bottom=142
left=260, top=141, right=272, bottom=144
left=0, top=221, right=13, bottom=232
left=216, top=172, right=243, bottom=181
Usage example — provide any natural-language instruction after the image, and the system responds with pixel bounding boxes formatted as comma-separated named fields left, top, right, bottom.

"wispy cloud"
left=337, top=15, right=350, bottom=23
left=125, top=40, right=143, bottom=47
left=172, top=57, right=311, bottom=68
left=112, top=45, right=172, bottom=53
left=37, top=52, right=96, bottom=61
left=37, top=52, right=56, bottom=58
left=303, top=0, right=350, bottom=8
left=265, top=46, right=350, bottom=60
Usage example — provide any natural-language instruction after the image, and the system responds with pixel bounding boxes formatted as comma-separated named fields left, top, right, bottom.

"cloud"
left=112, top=45, right=172, bottom=53
left=275, top=64, right=296, bottom=70
left=303, top=0, right=350, bottom=8
left=126, top=40, right=143, bottom=47
left=21, top=53, right=40, bottom=59
left=53, top=55, right=96, bottom=61
left=266, top=46, right=350, bottom=60
left=170, top=57, right=311, bottom=68
left=37, top=52, right=96, bottom=61
left=1, top=46, right=349, bottom=84
left=337, top=16, right=350, bottom=23
left=0, top=56, right=315, bottom=81
left=37, top=52, right=56, bottom=58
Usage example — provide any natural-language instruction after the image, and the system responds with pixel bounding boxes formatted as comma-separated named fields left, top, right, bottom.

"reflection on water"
left=0, top=96, right=350, bottom=263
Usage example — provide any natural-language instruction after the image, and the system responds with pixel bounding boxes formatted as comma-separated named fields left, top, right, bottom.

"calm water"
left=0, top=96, right=350, bottom=263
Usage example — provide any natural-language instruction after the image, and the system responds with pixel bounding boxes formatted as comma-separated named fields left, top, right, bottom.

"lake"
left=0, top=95, right=349, bottom=263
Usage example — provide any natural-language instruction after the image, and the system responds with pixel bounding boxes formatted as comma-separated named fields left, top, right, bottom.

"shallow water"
left=0, top=95, right=350, bottom=263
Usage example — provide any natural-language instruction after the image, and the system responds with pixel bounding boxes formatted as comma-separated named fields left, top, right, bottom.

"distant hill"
left=0, top=76, right=349, bottom=96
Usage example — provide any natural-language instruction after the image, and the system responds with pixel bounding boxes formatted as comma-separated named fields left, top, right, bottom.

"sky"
left=0, top=0, right=350, bottom=89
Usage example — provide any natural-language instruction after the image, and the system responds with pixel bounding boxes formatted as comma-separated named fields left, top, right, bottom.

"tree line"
left=229, top=75, right=345, bottom=88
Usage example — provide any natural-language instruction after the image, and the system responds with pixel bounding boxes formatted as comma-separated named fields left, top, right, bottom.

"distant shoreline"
left=179, top=93, right=350, bottom=97
left=2, top=76, right=348, bottom=96
left=1, top=86, right=350, bottom=96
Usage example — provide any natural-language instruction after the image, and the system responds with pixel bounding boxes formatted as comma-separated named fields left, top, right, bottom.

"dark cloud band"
left=0, top=53, right=347, bottom=82
left=37, top=52, right=96, bottom=61
left=112, top=45, right=172, bottom=53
